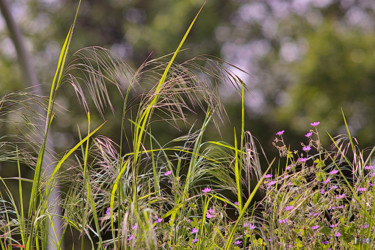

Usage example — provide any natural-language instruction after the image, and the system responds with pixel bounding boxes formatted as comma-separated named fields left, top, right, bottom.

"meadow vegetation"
left=0, top=2, right=374, bottom=249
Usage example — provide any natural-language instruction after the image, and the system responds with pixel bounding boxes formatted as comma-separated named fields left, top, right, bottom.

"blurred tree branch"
left=0, top=0, right=62, bottom=249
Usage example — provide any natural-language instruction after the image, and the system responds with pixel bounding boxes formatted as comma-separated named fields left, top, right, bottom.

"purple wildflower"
left=191, top=228, right=198, bottom=234
left=202, top=187, right=212, bottom=193
left=132, top=224, right=138, bottom=230
left=164, top=170, right=172, bottom=176
left=310, top=121, right=320, bottom=127
left=363, top=224, right=369, bottom=229
left=321, top=241, right=330, bottom=245
left=264, top=174, right=273, bottom=179
left=320, top=189, right=325, bottom=194
left=192, top=238, right=199, bottom=243
left=329, top=169, right=338, bottom=175
left=330, top=224, right=338, bottom=228
left=365, top=165, right=374, bottom=170
left=105, top=207, right=111, bottom=217
left=206, top=208, right=215, bottom=219
left=285, top=206, right=294, bottom=211
left=311, top=225, right=319, bottom=230
left=249, top=224, right=257, bottom=230
left=358, top=187, right=367, bottom=192
left=336, top=194, right=346, bottom=199
left=330, top=185, right=338, bottom=190
left=235, top=240, right=242, bottom=245
left=267, top=181, right=277, bottom=187
left=335, top=232, right=341, bottom=237
left=154, top=217, right=163, bottom=224
left=276, top=130, right=285, bottom=136
left=278, top=219, right=288, bottom=224
left=234, top=201, right=239, bottom=206
left=302, top=145, right=311, bottom=152
left=323, top=178, right=331, bottom=184
left=128, top=235, right=135, bottom=241
left=305, top=131, right=313, bottom=137
left=298, top=158, right=307, bottom=163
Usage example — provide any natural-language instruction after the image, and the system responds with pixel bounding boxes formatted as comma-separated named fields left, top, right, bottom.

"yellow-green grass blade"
left=29, top=0, right=82, bottom=218
left=110, top=158, right=130, bottom=241
left=45, top=121, right=106, bottom=192
left=132, top=2, right=206, bottom=169
left=233, top=128, right=242, bottom=210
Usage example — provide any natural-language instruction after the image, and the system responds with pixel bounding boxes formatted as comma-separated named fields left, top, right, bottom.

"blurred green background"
left=1, top=0, right=375, bottom=168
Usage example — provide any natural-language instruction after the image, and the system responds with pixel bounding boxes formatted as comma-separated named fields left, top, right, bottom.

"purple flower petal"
left=276, top=130, right=285, bottom=136
left=329, top=169, right=338, bottom=175
left=302, top=145, right=311, bottom=152
left=310, top=121, right=320, bottom=127
left=305, top=131, right=313, bottom=137
left=164, top=170, right=172, bottom=176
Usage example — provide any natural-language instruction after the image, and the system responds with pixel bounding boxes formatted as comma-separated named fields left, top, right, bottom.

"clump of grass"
left=1, top=2, right=375, bottom=250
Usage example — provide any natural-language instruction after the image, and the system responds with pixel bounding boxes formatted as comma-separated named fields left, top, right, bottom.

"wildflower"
left=267, top=181, right=277, bottom=187
left=302, top=145, right=311, bottom=152
left=358, top=187, right=367, bottom=192
left=305, top=131, right=313, bottom=137
left=154, top=217, right=163, bottom=224
left=264, top=174, right=273, bottom=179
left=234, top=201, right=239, bottom=206
left=330, top=224, right=338, bottom=228
left=363, top=224, right=369, bottom=229
left=191, top=228, right=198, bottom=234
left=235, top=240, right=242, bottom=246
left=365, top=165, right=374, bottom=170
left=105, top=207, right=111, bottom=217
left=336, top=194, right=346, bottom=199
left=206, top=208, right=215, bottom=219
left=276, top=130, right=285, bottom=136
left=285, top=206, right=294, bottom=211
left=321, top=240, right=330, bottom=244
left=164, top=170, right=172, bottom=176
left=329, top=169, right=338, bottom=175
left=335, top=232, right=341, bottom=237
left=330, top=185, right=338, bottom=190
left=311, top=225, right=319, bottom=230
left=243, top=222, right=249, bottom=227
left=323, top=178, right=331, bottom=184
left=132, top=224, right=138, bottom=230
left=372, top=172, right=375, bottom=177
left=320, top=189, right=325, bottom=194
left=286, top=165, right=291, bottom=171
left=202, top=187, right=212, bottom=193
left=310, top=121, right=320, bottom=127
left=298, top=158, right=307, bottom=163
left=278, top=219, right=288, bottom=224
left=128, top=235, right=135, bottom=241
left=249, top=224, right=257, bottom=230
left=192, top=238, right=199, bottom=243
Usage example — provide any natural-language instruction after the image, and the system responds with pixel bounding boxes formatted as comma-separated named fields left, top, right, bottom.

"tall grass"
left=1, top=2, right=375, bottom=250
